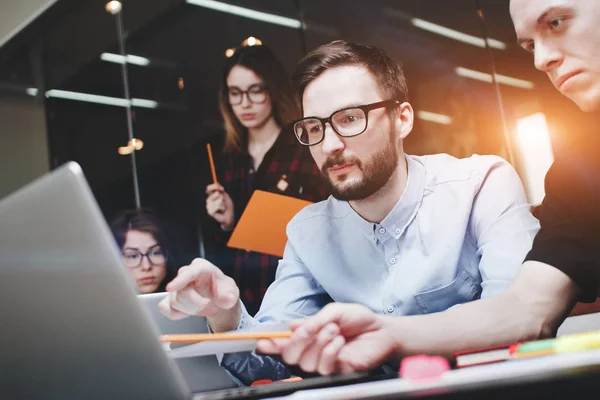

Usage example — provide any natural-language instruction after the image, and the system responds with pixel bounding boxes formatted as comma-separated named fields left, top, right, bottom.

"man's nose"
left=534, top=39, right=563, bottom=73
left=320, top=123, right=345, bottom=155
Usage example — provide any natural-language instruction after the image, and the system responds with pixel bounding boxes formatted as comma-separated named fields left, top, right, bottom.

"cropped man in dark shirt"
left=517, top=0, right=600, bottom=301
left=254, top=0, right=600, bottom=376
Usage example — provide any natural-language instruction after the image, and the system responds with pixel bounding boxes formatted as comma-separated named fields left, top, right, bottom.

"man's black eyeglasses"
left=292, top=100, right=400, bottom=146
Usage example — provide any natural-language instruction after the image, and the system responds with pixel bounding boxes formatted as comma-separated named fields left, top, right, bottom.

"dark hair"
left=218, top=44, right=300, bottom=154
left=292, top=40, right=409, bottom=107
left=109, top=209, right=178, bottom=292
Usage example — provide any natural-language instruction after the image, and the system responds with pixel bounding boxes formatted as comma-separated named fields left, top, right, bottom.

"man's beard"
left=321, top=131, right=399, bottom=201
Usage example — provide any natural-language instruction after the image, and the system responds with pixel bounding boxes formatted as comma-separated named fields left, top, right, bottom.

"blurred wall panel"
left=0, top=95, right=49, bottom=199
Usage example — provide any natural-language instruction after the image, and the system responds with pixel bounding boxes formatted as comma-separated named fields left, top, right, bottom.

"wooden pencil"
left=160, top=331, right=292, bottom=343
left=206, top=143, right=218, bottom=184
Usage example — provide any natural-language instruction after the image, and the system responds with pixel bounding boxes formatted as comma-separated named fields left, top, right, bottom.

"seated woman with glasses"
left=110, top=209, right=178, bottom=294
left=205, top=42, right=328, bottom=315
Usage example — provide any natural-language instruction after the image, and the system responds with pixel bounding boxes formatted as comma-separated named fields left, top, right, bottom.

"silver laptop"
left=138, top=293, right=239, bottom=394
left=138, top=292, right=210, bottom=336
left=0, top=162, right=237, bottom=399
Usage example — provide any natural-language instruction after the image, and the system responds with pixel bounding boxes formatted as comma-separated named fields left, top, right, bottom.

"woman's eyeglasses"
left=122, top=245, right=168, bottom=269
left=228, top=84, right=268, bottom=105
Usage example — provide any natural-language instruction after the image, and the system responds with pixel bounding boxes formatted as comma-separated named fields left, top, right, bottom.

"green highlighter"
left=514, top=339, right=555, bottom=359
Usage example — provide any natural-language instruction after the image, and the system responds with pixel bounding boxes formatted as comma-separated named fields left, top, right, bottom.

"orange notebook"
left=227, top=190, right=312, bottom=257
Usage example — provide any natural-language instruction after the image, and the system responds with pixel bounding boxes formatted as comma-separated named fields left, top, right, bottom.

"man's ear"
left=395, top=102, right=414, bottom=140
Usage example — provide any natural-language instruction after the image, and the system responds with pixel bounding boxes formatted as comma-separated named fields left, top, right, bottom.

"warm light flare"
left=118, top=146, right=133, bottom=155
left=129, top=138, right=144, bottom=150
left=516, top=113, right=554, bottom=205
left=105, top=1, right=122, bottom=14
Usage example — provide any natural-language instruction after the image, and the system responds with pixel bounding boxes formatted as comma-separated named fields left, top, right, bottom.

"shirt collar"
left=332, top=155, right=425, bottom=242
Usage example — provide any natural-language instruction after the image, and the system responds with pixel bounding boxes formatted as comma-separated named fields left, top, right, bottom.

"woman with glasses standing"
left=205, top=43, right=327, bottom=315
left=110, top=209, right=178, bottom=294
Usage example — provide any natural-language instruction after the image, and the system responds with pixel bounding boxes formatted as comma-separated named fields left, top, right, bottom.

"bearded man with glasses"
left=160, top=40, right=539, bottom=383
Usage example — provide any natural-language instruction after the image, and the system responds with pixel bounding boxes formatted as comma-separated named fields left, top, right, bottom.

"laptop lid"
left=0, top=162, right=190, bottom=400
left=138, top=292, right=210, bottom=336
left=138, top=293, right=239, bottom=393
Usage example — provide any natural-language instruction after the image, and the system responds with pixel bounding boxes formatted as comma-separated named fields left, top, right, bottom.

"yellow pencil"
left=160, top=331, right=292, bottom=343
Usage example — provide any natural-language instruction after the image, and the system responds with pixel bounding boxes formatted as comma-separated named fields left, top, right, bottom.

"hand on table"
left=256, top=303, right=398, bottom=376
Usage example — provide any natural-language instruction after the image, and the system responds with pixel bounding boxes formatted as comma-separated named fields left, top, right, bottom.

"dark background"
left=1, top=0, right=596, bottom=262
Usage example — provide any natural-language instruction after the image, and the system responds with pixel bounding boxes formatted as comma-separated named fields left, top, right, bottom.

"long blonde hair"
left=218, top=45, right=300, bottom=154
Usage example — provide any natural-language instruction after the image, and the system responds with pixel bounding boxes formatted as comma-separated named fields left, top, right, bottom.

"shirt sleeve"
left=525, top=154, right=600, bottom=302
left=220, top=237, right=331, bottom=384
left=469, top=157, right=540, bottom=298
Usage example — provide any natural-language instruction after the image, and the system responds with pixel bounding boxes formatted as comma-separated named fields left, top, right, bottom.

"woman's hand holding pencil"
left=206, top=183, right=234, bottom=231
left=205, top=143, right=234, bottom=231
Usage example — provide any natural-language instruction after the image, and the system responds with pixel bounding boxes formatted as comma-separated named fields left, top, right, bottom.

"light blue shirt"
left=221, top=154, right=540, bottom=384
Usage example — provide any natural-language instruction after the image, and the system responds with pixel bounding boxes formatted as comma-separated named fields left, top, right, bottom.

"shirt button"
left=387, top=306, right=394, bottom=313
left=378, top=227, right=386, bottom=234
left=389, top=257, right=396, bottom=264
left=395, top=228, right=401, bottom=234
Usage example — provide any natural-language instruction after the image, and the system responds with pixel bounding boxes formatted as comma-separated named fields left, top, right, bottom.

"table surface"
left=270, top=348, right=600, bottom=399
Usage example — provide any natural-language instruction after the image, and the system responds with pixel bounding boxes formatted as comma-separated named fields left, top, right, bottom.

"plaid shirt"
left=209, top=131, right=328, bottom=315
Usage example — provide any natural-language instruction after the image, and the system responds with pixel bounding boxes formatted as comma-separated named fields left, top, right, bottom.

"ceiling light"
left=130, top=98, right=158, bottom=108
left=411, top=18, right=506, bottom=50
left=129, top=138, right=144, bottom=150
left=186, top=0, right=302, bottom=29
left=105, top=1, right=122, bottom=15
left=225, top=48, right=235, bottom=58
left=118, top=145, right=133, bottom=155
left=46, top=89, right=129, bottom=107
left=416, top=111, right=452, bottom=125
left=243, top=36, right=262, bottom=47
left=37, top=89, right=158, bottom=108
left=100, top=53, right=150, bottom=66
left=456, top=67, right=534, bottom=89
left=118, top=138, right=144, bottom=155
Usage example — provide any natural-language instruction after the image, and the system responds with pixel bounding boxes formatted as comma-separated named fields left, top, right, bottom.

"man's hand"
left=206, top=183, right=234, bottom=231
left=158, top=258, right=241, bottom=332
left=256, top=303, right=398, bottom=376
